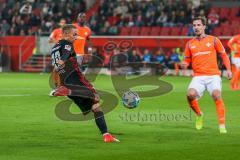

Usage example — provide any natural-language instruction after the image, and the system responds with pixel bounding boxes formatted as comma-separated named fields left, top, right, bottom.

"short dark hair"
left=62, top=24, right=76, bottom=34
left=192, top=16, right=207, bottom=26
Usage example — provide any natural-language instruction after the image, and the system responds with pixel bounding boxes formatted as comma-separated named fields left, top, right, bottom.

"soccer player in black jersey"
left=51, top=24, right=119, bottom=143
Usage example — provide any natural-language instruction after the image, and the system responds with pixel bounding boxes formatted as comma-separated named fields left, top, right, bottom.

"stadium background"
left=1, top=0, right=240, bottom=160
left=0, top=0, right=239, bottom=73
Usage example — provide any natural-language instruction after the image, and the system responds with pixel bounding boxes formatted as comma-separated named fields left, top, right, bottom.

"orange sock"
left=174, top=63, right=179, bottom=75
left=230, top=65, right=235, bottom=86
left=231, top=65, right=239, bottom=89
left=234, top=70, right=239, bottom=89
left=187, top=98, right=201, bottom=116
left=215, top=99, right=226, bottom=126
left=238, top=70, right=240, bottom=84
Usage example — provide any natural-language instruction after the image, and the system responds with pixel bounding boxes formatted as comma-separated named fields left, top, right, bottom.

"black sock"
left=94, top=111, right=108, bottom=134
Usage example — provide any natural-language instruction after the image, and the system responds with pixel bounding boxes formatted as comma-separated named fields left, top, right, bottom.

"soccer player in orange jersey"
left=49, top=18, right=66, bottom=96
left=228, top=34, right=240, bottom=90
left=73, top=13, right=92, bottom=65
left=49, top=18, right=66, bottom=43
left=181, top=17, right=232, bottom=133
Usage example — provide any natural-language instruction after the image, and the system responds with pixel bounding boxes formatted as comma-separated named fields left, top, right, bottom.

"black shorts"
left=63, top=69, right=98, bottom=114
left=67, top=95, right=95, bottom=114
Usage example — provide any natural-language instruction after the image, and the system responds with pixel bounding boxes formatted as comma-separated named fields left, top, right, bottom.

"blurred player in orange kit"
left=228, top=34, right=240, bottom=90
left=73, top=13, right=92, bottom=65
left=49, top=18, right=66, bottom=96
left=181, top=16, right=232, bottom=134
left=49, top=18, right=66, bottom=43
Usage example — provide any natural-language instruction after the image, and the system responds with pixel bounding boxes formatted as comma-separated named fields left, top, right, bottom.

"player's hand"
left=57, top=60, right=65, bottom=65
left=226, top=69, right=232, bottom=80
left=180, top=62, right=189, bottom=69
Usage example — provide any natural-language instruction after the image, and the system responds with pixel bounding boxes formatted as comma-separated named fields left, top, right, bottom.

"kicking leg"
left=92, top=103, right=119, bottom=142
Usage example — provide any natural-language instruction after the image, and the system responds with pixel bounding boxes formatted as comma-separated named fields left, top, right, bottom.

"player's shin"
left=187, top=97, right=202, bottom=116
left=174, top=63, right=179, bottom=75
left=231, top=65, right=239, bottom=89
left=93, top=109, right=108, bottom=134
left=187, top=96, right=203, bottom=130
left=215, top=99, right=226, bottom=128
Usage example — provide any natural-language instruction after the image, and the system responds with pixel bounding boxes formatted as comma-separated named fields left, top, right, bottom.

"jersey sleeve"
left=51, top=44, right=61, bottom=67
left=214, top=37, right=231, bottom=70
left=214, top=37, right=226, bottom=54
left=50, top=30, right=57, bottom=39
left=61, top=44, right=73, bottom=61
left=51, top=43, right=72, bottom=67
left=86, top=27, right=91, bottom=39
left=184, top=42, right=191, bottom=64
left=227, top=36, right=237, bottom=51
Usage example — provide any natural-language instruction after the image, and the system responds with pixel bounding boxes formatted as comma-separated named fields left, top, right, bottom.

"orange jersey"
left=49, top=28, right=62, bottom=43
left=73, top=23, right=91, bottom=55
left=184, top=35, right=230, bottom=76
left=228, top=34, right=240, bottom=57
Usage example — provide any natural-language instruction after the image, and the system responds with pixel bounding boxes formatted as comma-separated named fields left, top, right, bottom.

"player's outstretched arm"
left=49, top=31, right=58, bottom=44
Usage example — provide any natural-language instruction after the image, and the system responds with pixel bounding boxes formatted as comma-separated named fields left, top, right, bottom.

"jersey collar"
left=195, top=34, right=208, bottom=41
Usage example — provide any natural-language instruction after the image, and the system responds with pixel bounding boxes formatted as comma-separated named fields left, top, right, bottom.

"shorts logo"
left=65, top=45, right=71, bottom=51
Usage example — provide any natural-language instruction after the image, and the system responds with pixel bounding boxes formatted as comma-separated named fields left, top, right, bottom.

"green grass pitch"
left=0, top=73, right=240, bottom=160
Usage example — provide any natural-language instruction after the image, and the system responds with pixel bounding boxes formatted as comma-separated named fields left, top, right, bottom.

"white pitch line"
left=0, top=88, right=47, bottom=90
left=0, top=94, right=32, bottom=97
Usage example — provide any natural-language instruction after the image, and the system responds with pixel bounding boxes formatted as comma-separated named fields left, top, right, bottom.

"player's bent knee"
left=212, top=90, right=221, bottom=101
left=92, top=103, right=101, bottom=112
left=187, top=88, right=198, bottom=100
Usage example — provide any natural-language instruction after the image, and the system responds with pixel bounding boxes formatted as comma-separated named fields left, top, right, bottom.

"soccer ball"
left=122, top=91, right=140, bottom=109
